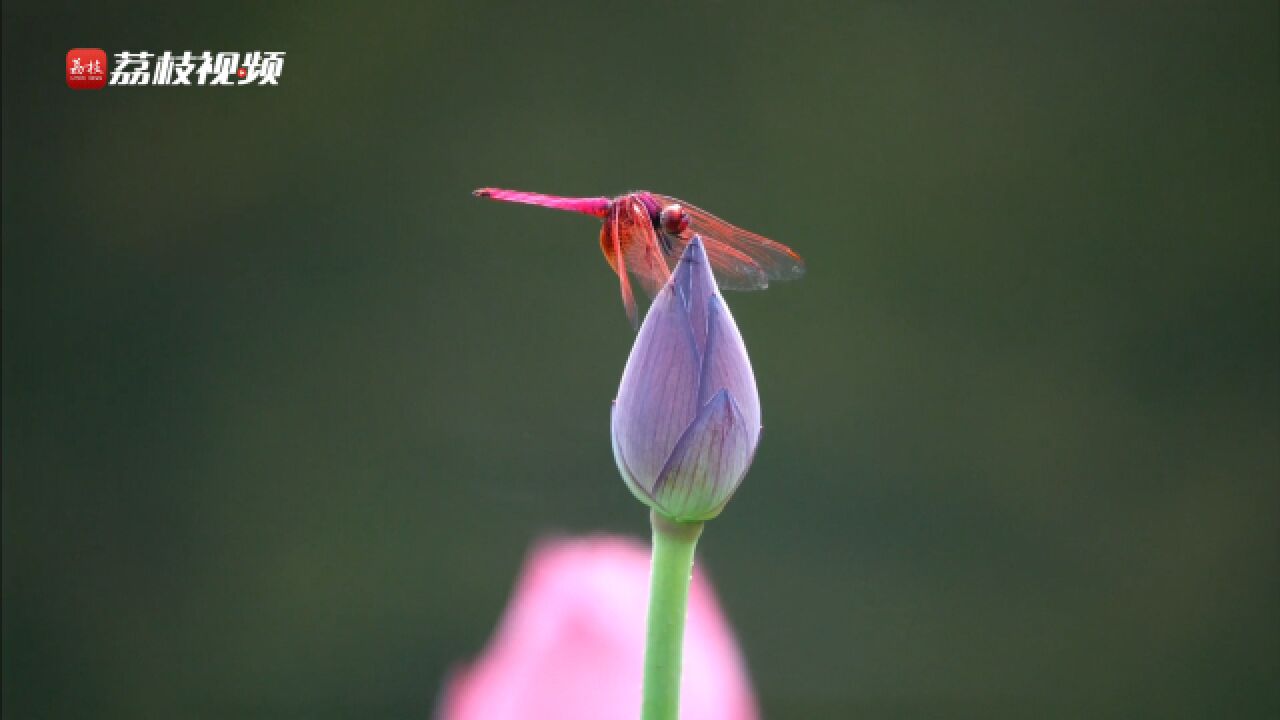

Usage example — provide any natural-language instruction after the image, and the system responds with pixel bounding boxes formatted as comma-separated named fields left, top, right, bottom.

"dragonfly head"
left=659, top=204, right=690, bottom=236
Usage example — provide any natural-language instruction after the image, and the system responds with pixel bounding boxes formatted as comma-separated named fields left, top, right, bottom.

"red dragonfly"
left=474, top=187, right=805, bottom=326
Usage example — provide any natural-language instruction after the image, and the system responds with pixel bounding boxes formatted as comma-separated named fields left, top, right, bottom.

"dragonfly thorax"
left=611, top=193, right=685, bottom=255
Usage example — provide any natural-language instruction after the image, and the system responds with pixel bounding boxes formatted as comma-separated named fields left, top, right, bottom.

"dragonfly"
left=473, top=187, right=805, bottom=326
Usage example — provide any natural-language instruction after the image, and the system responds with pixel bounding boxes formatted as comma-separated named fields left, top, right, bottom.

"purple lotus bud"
left=611, top=236, right=761, bottom=522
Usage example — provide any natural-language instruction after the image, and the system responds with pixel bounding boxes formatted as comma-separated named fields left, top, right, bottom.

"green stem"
left=641, top=510, right=705, bottom=720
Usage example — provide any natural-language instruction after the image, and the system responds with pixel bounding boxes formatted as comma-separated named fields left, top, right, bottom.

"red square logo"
left=67, top=48, right=107, bottom=90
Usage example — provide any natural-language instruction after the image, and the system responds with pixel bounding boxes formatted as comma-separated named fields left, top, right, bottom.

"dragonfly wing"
left=648, top=231, right=770, bottom=291
left=600, top=211, right=638, bottom=328
left=699, top=235, right=771, bottom=291
left=618, top=197, right=672, bottom=299
left=652, top=194, right=805, bottom=291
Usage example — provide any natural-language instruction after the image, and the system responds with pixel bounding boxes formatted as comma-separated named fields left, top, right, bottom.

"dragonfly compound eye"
left=660, top=205, right=690, bottom=236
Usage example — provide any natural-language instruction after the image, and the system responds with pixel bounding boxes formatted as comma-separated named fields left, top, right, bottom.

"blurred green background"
left=4, top=2, right=1277, bottom=717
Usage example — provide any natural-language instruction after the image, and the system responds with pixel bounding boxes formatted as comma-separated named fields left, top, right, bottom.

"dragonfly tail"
left=473, top=188, right=611, bottom=218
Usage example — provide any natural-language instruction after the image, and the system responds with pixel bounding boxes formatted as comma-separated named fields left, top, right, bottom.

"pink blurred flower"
left=438, top=535, right=758, bottom=720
